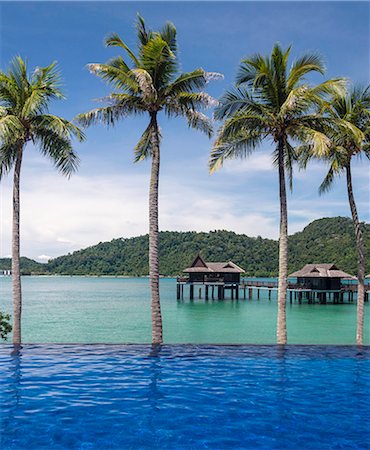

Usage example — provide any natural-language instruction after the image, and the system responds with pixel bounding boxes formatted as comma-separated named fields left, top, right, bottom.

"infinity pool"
left=0, top=345, right=369, bottom=449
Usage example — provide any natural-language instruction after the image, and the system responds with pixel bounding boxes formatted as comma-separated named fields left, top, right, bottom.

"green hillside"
left=0, top=257, right=46, bottom=275
left=46, top=216, right=368, bottom=276
left=1, top=217, right=368, bottom=277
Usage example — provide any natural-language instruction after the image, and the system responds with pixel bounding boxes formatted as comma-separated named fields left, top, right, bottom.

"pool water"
left=0, top=345, right=369, bottom=449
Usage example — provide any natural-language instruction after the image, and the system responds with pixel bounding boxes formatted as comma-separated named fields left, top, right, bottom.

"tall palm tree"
left=301, top=86, right=369, bottom=345
left=77, top=16, right=217, bottom=344
left=209, top=44, right=345, bottom=344
left=0, top=57, right=84, bottom=345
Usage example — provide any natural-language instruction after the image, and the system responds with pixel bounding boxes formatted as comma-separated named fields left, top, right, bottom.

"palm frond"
left=35, top=129, right=80, bottom=177
left=171, top=92, right=218, bottom=110
left=0, top=142, right=18, bottom=179
left=165, top=69, right=208, bottom=97
left=210, top=130, right=262, bottom=173
left=76, top=93, right=144, bottom=128
left=236, top=51, right=279, bottom=108
left=312, top=78, right=347, bottom=100
left=130, top=68, right=157, bottom=103
left=214, top=86, right=267, bottom=120
left=296, top=126, right=332, bottom=157
left=159, top=21, right=177, bottom=53
left=76, top=105, right=128, bottom=128
left=319, top=160, right=342, bottom=194
left=134, top=122, right=156, bottom=162
left=104, top=33, right=140, bottom=67
left=33, top=114, right=85, bottom=141
left=136, top=14, right=153, bottom=47
left=216, top=112, right=270, bottom=141
left=287, top=53, right=325, bottom=90
left=87, top=63, right=138, bottom=92
left=140, top=35, right=177, bottom=87
left=0, top=115, right=24, bottom=140
left=185, top=110, right=213, bottom=138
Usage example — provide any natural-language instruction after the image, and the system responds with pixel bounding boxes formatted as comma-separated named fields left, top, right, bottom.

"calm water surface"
left=0, top=345, right=369, bottom=449
left=0, top=276, right=369, bottom=344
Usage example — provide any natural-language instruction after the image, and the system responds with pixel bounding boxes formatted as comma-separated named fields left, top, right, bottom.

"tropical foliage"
left=0, top=57, right=84, bottom=344
left=299, top=86, right=370, bottom=344
left=0, top=256, right=45, bottom=275
left=77, top=16, right=217, bottom=344
left=209, top=44, right=346, bottom=343
left=0, top=311, right=12, bottom=341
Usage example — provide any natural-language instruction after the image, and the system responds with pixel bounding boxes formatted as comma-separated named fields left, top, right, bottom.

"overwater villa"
left=289, top=263, right=354, bottom=290
left=177, top=255, right=245, bottom=300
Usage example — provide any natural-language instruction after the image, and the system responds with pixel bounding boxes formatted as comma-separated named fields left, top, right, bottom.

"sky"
left=0, top=1, right=369, bottom=261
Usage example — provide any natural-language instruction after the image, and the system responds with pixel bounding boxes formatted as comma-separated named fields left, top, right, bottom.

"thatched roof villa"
left=177, top=255, right=245, bottom=300
left=183, top=255, right=245, bottom=284
left=289, top=263, right=354, bottom=290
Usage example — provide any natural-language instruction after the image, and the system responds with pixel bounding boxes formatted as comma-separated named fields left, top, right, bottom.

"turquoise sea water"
left=0, top=276, right=369, bottom=344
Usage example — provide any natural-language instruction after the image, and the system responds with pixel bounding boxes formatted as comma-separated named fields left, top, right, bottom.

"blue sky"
left=0, top=1, right=369, bottom=260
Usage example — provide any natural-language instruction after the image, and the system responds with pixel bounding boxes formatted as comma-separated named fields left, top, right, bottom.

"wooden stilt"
left=177, top=284, right=180, bottom=300
left=236, top=286, right=239, bottom=300
left=190, top=284, right=194, bottom=300
left=205, top=285, right=209, bottom=300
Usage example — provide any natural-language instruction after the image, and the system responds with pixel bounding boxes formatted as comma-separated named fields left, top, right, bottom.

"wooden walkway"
left=176, top=278, right=370, bottom=303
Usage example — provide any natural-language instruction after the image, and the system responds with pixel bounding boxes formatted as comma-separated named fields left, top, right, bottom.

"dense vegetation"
left=1, top=217, right=367, bottom=277
left=0, top=311, right=12, bottom=341
left=0, top=257, right=45, bottom=275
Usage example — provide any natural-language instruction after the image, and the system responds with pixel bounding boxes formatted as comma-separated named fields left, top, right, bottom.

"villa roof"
left=184, top=255, right=245, bottom=273
left=289, top=263, right=354, bottom=279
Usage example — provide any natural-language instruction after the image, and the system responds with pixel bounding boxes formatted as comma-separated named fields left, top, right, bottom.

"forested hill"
left=2, top=216, right=366, bottom=277
left=0, top=257, right=45, bottom=275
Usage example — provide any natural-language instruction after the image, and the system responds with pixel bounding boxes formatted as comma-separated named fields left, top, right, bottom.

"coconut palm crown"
left=300, top=86, right=370, bottom=345
left=0, top=56, right=84, bottom=344
left=0, top=57, right=83, bottom=178
left=77, top=16, right=218, bottom=159
left=77, top=16, right=219, bottom=344
left=210, top=44, right=346, bottom=344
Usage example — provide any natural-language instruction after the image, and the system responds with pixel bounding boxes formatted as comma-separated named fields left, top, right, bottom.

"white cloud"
left=37, top=254, right=51, bottom=262
left=222, top=153, right=274, bottom=174
left=0, top=151, right=368, bottom=260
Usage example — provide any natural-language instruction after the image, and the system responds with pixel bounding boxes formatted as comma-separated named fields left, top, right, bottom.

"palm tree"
left=0, top=57, right=84, bottom=345
left=77, top=16, right=217, bottom=344
left=301, top=86, right=369, bottom=345
left=209, top=44, right=345, bottom=344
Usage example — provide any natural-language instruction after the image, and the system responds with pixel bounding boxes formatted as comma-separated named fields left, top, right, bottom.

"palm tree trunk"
left=149, top=112, right=163, bottom=344
left=346, top=163, right=365, bottom=345
left=277, top=141, right=288, bottom=344
left=12, top=144, right=23, bottom=345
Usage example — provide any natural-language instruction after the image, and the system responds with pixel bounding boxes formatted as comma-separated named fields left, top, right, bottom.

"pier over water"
left=177, top=259, right=369, bottom=304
